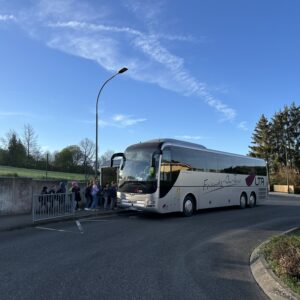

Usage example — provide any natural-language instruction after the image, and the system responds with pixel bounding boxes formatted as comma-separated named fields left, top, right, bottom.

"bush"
left=263, top=235, right=300, bottom=279
left=269, top=169, right=300, bottom=186
left=4, top=172, right=19, bottom=177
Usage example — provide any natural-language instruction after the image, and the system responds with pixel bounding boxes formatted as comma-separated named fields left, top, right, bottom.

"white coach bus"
left=111, top=139, right=268, bottom=216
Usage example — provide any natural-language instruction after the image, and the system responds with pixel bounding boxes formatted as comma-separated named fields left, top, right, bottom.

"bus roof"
left=131, top=138, right=206, bottom=150
left=127, top=138, right=265, bottom=163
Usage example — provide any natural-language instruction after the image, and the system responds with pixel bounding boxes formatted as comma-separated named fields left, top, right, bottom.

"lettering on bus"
left=255, top=177, right=265, bottom=186
left=246, top=175, right=265, bottom=186
left=203, top=175, right=241, bottom=192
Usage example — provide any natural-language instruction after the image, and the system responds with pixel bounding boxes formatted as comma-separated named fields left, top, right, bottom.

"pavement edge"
left=250, top=228, right=300, bottom=300
left=1, top=210, right=120, bottom=232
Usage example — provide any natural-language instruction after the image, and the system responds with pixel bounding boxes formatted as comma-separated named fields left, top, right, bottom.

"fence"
left=32, top=192, right=75, bottom=223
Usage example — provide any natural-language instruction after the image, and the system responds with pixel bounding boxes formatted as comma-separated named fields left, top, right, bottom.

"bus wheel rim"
left=185, top=200, right=193, bottom=213
left=249, top=195, right=255, bottom=206
left=240, top=195, right=246, bottom=208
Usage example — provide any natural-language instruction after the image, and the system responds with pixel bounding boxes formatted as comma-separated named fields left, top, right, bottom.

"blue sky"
left=0, top=0, right=299, bottom=156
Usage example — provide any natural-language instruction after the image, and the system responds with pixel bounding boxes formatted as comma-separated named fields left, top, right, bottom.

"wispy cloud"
left=0, top=111, right=28, bottom=117
left=112, top=114, right=147, bottom=127
left=237, top=121, right=248, bottom=131
left=0, top=14, right=16, bottom=21
left=48, top=20, right=199, bottom=43
left=5, top=0, right=236, bottom=121
left=81, top=114, right=147, bottom=128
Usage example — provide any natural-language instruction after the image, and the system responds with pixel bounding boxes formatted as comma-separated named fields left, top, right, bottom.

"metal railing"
left=32, top=192, right=75, bottom=223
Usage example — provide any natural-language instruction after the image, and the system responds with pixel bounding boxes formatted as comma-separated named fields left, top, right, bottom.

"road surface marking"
left=75, top=220, right=84, bottom=234
left=35, top=226, right=79, bottom=234
left=79, top=219, right=111, bottom=222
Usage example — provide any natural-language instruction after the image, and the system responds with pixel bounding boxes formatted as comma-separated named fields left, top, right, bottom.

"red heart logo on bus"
left=245, top=174, right=256, bottom=186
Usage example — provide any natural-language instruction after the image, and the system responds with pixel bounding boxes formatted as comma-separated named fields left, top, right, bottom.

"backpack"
left=85, top=186, right=91, bottom=198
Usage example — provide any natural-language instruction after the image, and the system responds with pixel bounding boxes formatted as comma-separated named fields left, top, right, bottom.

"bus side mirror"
left=111, top=153, right=126, bottom=168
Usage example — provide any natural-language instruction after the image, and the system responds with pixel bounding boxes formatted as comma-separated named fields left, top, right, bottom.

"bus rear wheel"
left=183, top=195, right=195, bottom=217
left=240, top=193, right=247, bottom=209
left=248, top=192, right=256, bottom=208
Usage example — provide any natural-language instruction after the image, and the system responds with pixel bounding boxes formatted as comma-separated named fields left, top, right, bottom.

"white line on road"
left=78, top=215, right=116, bottom=222
left=76, top=220, right=84, bottom=234
left=79, top=219, right=112, bottom=222
left=35, top=226, right=80, bottom=234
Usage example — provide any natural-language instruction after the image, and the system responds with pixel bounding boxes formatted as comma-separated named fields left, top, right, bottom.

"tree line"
left=249, top=102, right=300, bottom=185
left=0, top=124, right=113, bottom=175
left=1, top=102, right=299, bottom=184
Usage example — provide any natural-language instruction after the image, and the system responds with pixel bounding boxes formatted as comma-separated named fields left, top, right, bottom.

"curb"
left=269, top=192, right=300, bottom=198
left=0, top=209, right=121, bottom=233
left=250, top=228, right=300, bottom=300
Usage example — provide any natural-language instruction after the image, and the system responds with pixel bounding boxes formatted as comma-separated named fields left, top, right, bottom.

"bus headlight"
left=147, top=199, right=156, bottom=207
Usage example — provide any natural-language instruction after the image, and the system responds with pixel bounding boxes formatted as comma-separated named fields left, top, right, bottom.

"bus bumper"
left=117, top=192, right=159, bottom=212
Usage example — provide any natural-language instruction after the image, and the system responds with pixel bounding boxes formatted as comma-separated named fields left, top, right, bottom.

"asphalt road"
left=1, top=194, right=300, bottom=300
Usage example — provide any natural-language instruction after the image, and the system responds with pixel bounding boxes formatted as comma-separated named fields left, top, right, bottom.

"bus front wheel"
left=183, top=196, right=195, bottom=217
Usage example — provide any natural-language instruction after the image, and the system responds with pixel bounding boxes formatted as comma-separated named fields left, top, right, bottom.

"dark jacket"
left=109, top=186, right=117, bottom=198
left=72, top=186, right=81, bottom=202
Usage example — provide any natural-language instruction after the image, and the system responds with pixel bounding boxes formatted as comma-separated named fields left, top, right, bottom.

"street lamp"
left=95, top=67, right=128, bottom=178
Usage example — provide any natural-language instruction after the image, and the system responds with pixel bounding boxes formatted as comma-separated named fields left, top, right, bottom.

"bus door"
left=159, top=148, right=177, bottom=212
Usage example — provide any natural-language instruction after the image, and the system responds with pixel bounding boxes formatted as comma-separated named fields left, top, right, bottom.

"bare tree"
left=79, top=138, right=95, bottom=164
left=99, top=150, right=115, bottom=167
left=79, top=138, right=95, bottom=179
left=22, top=123, right=38, bottom=158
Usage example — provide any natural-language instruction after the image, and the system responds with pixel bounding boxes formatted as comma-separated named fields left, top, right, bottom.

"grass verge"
left=0, top=165, right=87, bottom=181
left=261, top=229, right=300, bottom=295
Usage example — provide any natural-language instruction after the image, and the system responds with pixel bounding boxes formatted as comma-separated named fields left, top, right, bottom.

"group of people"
left=39, top=181, right=82, bottom=210
left=40, top=182, right=67, bottom=196
left=39, top=179, right=118, bottom=211
left=84, top=180, right=117, bottom=211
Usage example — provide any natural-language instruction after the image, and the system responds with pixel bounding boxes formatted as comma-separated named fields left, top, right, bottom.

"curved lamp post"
left=95, top=67, right=128, bottom=177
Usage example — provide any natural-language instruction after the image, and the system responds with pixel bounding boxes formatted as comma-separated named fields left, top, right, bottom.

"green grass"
left=0, top=165, right=88, bottom=180
left=261, top=230, right=300, bottom=295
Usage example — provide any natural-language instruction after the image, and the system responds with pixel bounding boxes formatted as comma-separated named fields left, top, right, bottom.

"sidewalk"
left=0, top=208, right=120, bottom=232
left=269, top=191, right=300, bottom=198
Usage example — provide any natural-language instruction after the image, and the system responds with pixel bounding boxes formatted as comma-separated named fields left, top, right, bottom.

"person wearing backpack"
left=71, top=181, right=81, bottom=210
left=109, top=181, right=117, bottom=210
left=103, top=183, right=110, bottom=210
left=84, top=180, right=93, bottom=209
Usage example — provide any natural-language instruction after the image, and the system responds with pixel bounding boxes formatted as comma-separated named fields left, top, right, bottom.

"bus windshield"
left=118, top=147, right=160, bottom=193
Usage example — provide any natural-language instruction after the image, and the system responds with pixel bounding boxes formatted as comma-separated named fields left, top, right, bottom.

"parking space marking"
left=35, top=226, right=80, bottom=234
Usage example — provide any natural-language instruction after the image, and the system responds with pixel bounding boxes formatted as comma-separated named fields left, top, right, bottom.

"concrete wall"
left=0, top=178, right=33, bottom=215
left=0, top=177, right=86, bottom=215
left=273, top=184, right=295, bottom=193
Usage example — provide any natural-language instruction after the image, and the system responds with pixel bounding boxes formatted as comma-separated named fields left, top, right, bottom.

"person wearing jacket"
left=90, top=180, right=99, bottom=210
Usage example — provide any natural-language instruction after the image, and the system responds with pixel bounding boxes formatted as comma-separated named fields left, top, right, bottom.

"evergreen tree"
left=288, top=102, right=300, bottom=171
left=249, top=114, right=272, bottom=170
left=269, top=109, right=288, bottom=172
left=250, top=103, right=300, bottom=176
left=7, top=133, right=26, bottom=167
left=0, top=148, right=7, bottom=165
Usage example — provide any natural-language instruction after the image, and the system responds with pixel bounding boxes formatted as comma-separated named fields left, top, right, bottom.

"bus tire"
left=240, top=193, right=247, bottom=209
left=248, top=192, right=256, bottom=208
left=182, top=195, right=195, bottom=217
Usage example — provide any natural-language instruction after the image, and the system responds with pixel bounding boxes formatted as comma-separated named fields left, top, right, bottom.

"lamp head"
left=118, top=67, right=128, bottom=74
